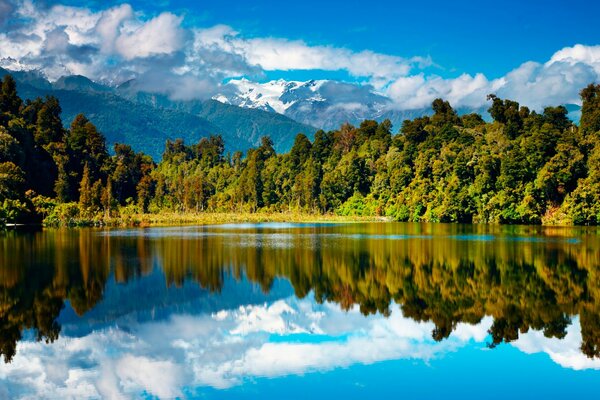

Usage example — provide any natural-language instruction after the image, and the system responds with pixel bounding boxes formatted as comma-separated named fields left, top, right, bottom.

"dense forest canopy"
left=1, top=73, right=599, bottom=226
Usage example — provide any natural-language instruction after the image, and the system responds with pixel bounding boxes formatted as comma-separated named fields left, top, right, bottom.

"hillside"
left=0, top=69, right=316, bottom=159
left=0, top=69, right=237, bottom=160
left=116, top=86, right=317, bottom=152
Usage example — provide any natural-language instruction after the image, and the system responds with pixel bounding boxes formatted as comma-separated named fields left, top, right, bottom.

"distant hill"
left=0, top=68, right=317, bottom=160
left=116, top=86, right=317, bottom=153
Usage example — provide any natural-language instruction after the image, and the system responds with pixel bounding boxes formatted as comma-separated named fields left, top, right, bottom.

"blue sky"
left=0, top=0, right=599, bottom=110
left=53, top=0, right=600, bottom=80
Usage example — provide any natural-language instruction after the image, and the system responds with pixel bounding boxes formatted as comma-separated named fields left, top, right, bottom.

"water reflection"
left=0, top=223, right=599, bottom=396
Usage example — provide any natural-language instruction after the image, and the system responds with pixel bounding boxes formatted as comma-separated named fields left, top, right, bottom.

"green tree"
left=35, top=96, right=64, bottom=146
left=580, top=83, right=600, bottom=136
left=78, top=163, right=93, bottom=215
left=289, top=133, right=312, bottom=174
left=67, top=114, right=108, bottom=180
left=0, top=127, right=22, bottom=163
left=0, top=161, right=25, bottom=201
left=0, top=75, right=22, bottom=118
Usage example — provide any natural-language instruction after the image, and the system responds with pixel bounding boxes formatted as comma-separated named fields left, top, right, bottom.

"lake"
left=1, top=222, right=599, bottom=399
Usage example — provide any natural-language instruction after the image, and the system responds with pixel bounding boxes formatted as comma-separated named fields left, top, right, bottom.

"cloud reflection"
left=1, top=293, right=599, bottom=399
left=0, top=296, right=490, bottom=399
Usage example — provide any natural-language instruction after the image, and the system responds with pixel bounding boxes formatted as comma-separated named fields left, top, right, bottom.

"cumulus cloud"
left=385, top=43, right=600, bottom=111
left=0, top=2, right=180, bottom=70
left=94, top=4, right=133, bottom=54
left=114, top=12, right=185, bottom=60
left=386, top=72, right=495, bottom=110
left=494, top=58, right=598, bottom=109
left=191, top=25, right=426, bottom=88
left=549, top=44, right=600, bottom=74
left=115, top=355, right=185, bottom=398
left=0, top=1, right=598, bottom=111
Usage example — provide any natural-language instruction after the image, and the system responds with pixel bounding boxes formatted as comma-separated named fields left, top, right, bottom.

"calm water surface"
left=1, top=222, right=599, bottom=399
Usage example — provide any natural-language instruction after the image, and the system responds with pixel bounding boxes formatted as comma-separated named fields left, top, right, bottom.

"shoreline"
left=40, top=212, right=391, bottom=228
left=5, top=212, right=598, bottom=231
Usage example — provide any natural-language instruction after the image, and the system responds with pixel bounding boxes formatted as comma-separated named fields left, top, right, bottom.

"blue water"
left=0, top=222, right=598, bottom=399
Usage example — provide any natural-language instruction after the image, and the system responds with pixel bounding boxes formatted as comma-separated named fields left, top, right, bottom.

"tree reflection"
left=1, top=224, right=600, bottom=362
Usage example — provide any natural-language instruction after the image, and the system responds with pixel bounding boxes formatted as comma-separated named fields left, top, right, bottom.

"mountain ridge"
left=0, top=68, right=317, bottom=160
left=215, top=78, right=582, bottom=130
left=215, top=78, right=471, bottom=131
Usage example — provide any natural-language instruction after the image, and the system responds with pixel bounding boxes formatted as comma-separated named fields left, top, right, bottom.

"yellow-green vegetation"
left=71, top=211, right=384, bottom=227
left=1, top=72, right=600, bottom=227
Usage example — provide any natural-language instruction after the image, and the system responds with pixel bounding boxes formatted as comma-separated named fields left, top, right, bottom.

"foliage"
left=1, top=73, right=599, bottom=227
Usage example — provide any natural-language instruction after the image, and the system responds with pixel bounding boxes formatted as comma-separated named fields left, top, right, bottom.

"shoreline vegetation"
left=1, top=73, right=600, bottom=228
left=46, top=211, right=387, bottom=228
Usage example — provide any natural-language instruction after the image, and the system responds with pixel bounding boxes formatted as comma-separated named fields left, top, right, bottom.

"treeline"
left=1, top=73, right=600, bottom=226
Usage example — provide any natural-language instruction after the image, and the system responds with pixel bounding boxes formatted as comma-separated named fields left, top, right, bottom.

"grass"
left=81, top=211, right=390, bottom=228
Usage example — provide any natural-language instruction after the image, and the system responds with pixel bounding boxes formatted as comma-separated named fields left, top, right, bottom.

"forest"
left=1, top=73, right=599, bottom=227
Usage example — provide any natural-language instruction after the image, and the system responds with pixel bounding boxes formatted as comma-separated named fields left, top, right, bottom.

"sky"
left=0, top=0, right=599, bottom=110
left=73, top=0, right=600, bottom=79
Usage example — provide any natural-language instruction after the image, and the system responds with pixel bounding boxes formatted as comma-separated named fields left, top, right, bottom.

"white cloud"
left=0, top=2, right=598, bottom=111
left=383, top=44, right=600, bottom=111
left=115, top=12, right=184, bottom=60
left=0, top=2, right=186, bottom=78
left=495, top=58, right=598, bottom=109
left=115, top=355, right=184, bottom=399
left=95, top=4, right=133, bottom=54
left=549, top=44, right=600, bottom=74
left=386, top=73, right=496, bottom=110
left=191, top=26, right=423, bottom=87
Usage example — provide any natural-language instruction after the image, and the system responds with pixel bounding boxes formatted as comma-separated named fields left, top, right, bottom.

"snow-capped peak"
left=214, top=78, right=327, bottom=114
left=211, top=78, right=413, bottom=131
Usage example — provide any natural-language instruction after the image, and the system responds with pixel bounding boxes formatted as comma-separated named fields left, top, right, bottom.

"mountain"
left=0, top=68, right=232, bottom=160
left=216, top=79, right=496, bottom=131
left=217, top=79, right=388, bottom=130
left=0, top=69, right=317, bottom=159
left=215, top=78, right=412, bottom=131
left=116, top=83, right=317, bottom=152
left=53, top=75, right=112, bottom=93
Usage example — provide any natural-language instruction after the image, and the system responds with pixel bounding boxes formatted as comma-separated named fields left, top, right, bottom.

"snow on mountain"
left=217, top=78, right=327, bottom=114
left=215, top=78, right=398, bottom=130
left=214, top=78, right=495, bottom=131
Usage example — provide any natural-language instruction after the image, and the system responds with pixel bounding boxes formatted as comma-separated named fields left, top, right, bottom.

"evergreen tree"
left=0, top=75, right=22, bottom=117
left=78, top=163, right=93, bottom=214
left=101, top=177, right=114, bottom=216
left=580, top=84, right=600, bottom=136
left=35, top=96, right=64, bottom=146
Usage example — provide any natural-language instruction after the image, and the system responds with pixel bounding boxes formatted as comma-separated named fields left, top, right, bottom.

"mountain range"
left=214, top=78, right=584, bottom=131
left=1, top=68, right=582, bottom=161
left=214, top=79, right=428, bottom=131
left=0, top=68, right=317, bottom=160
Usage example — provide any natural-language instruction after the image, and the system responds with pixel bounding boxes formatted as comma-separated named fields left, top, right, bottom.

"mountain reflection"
left=1, top=223, right=599, bottom=363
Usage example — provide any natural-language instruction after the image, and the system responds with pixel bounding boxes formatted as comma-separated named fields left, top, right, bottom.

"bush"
left=45, top=202, right=81, bottom=226
left=0, top=199, right=28, bottom=227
